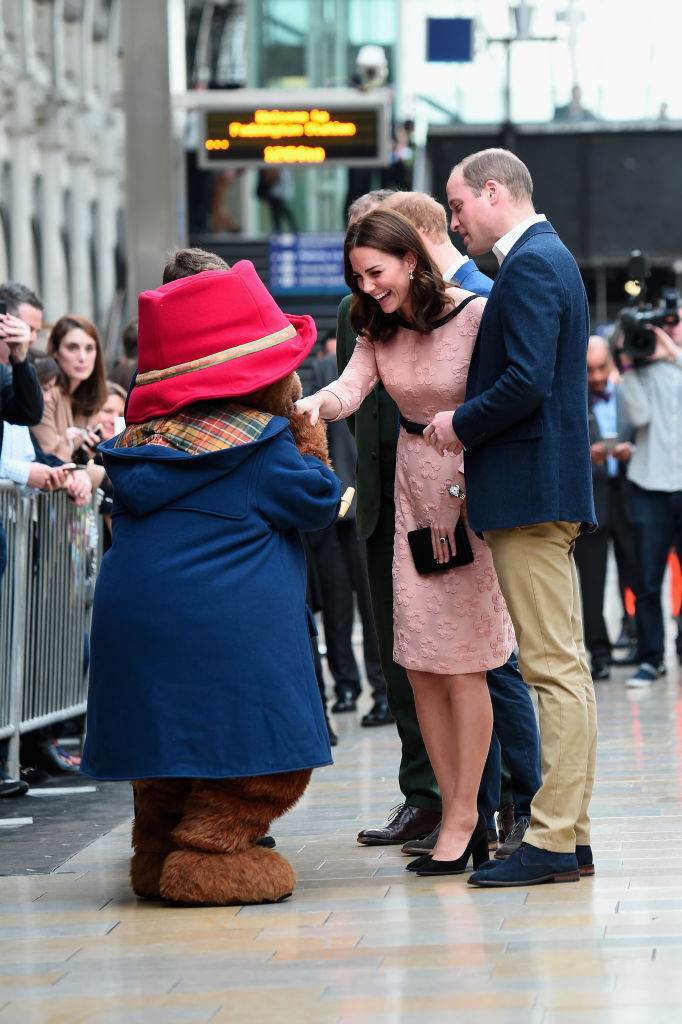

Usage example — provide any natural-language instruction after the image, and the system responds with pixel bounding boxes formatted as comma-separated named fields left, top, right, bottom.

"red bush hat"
left=125, top=261, right=317, bottom=423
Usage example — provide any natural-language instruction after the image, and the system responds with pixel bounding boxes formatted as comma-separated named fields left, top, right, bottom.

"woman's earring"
left=409, top=270, right=414, bottom=280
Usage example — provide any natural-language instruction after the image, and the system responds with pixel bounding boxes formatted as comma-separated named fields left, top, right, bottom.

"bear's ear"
left=238, top=373, right=298, bottom=417
left=265, top=375, right=296, bottom=417
left=290, top=372, right=302, bottom=403
left=265, top=372, right=301, bottom=419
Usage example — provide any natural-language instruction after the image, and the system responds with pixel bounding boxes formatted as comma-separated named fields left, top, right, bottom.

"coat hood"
left=100, top=415, right=289, bottom=517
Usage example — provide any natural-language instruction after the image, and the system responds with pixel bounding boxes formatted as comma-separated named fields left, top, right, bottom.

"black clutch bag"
left=407, top=519, right=474, bottom=575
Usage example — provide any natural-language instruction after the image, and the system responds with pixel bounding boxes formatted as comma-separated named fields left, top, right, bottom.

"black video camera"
left=615, top=251, right=680, bottom=360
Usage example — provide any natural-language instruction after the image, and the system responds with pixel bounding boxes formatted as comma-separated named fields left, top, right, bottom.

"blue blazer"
left=452, top=257, right=493, bottom=297
left=453, top=220, right=596, bottom=533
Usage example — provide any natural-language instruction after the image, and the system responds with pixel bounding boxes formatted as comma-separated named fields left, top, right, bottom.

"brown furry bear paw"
left=158, top=846, right=297, bottom=906
left=288, top=412, right=331, bottom=467
left=130, top=851, right=167, bottom=901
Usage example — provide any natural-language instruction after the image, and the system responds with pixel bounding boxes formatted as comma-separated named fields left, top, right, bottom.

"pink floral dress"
left=322, top=295, right=516, bottom=675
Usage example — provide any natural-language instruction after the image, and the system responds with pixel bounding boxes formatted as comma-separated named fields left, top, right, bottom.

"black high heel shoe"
left=415, top=814, right=489, bottom=876
left=405, top=853, right=432, bottom=872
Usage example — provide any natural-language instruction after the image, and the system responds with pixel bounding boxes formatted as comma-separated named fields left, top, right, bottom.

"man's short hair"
left=454, top=148, right=533, bottom=203
left=346, top=188, right=395, bottom=226
left=381, top=191, right=448, bottom=242
left=120, top=319, right=138, bottom=359
left=162, top=247, right=229, bottom=284
left=0, top=281, right=44, bottom=315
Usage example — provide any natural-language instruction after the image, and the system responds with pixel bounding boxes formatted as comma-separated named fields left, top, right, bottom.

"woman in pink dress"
left=296, top=209, right=516, bottom=875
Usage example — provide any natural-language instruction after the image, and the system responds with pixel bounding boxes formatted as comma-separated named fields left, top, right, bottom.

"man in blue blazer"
left=425, top=148, right=597, bottom=887
left=381, top=190, right=542, bottom=858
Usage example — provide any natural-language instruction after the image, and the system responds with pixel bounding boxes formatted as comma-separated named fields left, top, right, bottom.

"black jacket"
left=0, top=360, right=43, bottom=455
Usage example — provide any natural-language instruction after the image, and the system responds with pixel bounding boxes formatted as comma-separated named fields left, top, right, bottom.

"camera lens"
left=623, top=327, right=656, bottom=359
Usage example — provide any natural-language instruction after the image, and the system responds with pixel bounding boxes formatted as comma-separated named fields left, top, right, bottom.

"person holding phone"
left=31, top=315, right=108, bottom=489
left=0, top=305, right=44, bottom=477
left=0, top=293, right=43, bottom=589
left=0, top=288, right=44, bottom=797
left=0, top=286, right=46, bottom=482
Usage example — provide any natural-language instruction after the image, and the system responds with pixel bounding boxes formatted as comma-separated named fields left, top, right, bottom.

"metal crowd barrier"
left=0, top=482, right=103, bottom=779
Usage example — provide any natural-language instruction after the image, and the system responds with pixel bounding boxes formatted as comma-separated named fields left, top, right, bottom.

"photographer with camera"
left=617, top=291, right=682, bottom=687
left=574, top=335, right=638, bottom=681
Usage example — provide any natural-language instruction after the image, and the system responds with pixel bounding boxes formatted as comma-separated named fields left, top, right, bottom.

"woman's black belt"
left=399, top=413, right=428, bottom=435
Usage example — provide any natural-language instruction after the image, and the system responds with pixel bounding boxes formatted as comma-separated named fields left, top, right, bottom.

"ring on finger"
left=439, top=536, right=447, bottom=544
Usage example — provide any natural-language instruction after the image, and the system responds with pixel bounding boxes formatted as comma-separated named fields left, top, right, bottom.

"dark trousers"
left=480, top=652, right=542, bottom=821
left=630, top=484, right=682, bottom=665
left=311, top=520, right=386, bottom=701
left=480, top=751, right=515, bottom=826
left=575, top=476, right=639, bottom=662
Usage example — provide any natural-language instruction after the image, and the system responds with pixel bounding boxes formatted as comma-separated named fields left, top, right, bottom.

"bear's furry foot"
left=130, top=851, right=167, bottom=900
left=130, top=778, right=192, bottom=899
left=158, top=846, right=297, bottom=906
left=172, top=771, right=311, bottom=855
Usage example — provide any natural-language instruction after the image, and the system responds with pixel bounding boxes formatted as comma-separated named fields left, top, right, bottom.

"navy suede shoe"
left=468, top=842, right=580, bottom=887
left=576, top=844, right=594, bottom=876
left=475, top=842, right=594, bottom=876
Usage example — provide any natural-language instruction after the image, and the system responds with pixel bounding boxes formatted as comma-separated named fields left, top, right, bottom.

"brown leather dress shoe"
left=357, top=804, right=442, bottom=845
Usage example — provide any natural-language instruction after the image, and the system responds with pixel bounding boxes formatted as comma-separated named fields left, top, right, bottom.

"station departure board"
left=196, top=89, right=391, bottom=168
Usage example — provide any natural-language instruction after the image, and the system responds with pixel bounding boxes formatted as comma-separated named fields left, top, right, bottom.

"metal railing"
left=0, top=482, right=103, bottom=779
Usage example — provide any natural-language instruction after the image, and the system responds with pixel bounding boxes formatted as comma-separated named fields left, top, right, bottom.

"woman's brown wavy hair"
left=343, top=208, right=450, bottom=342
left=48, top=315, right=108, bottom=417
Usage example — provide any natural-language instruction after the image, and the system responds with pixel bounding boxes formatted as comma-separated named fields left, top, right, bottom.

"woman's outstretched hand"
left=294, top=394, right=324, bottom=426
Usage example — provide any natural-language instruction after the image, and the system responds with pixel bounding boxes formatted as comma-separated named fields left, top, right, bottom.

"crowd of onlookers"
left=0, top=281, right=134, bottom=797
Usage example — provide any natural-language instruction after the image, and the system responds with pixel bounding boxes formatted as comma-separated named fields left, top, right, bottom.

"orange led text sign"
left=201, top=101, right=385, bottom=168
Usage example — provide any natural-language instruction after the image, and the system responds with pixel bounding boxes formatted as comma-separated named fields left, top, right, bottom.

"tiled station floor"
left=2, top=595, right=682, bottom=1022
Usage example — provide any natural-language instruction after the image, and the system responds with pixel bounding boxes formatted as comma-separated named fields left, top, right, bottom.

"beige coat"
left=31, top=387, right=90, bottom=455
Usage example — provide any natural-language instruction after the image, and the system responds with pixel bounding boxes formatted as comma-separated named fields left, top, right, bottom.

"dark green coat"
left=335, top=294, right=399, bottom=541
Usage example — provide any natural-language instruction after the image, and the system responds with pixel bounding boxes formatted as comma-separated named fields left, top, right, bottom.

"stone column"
left=121, top=0, right=178, bottom=301
left=37, top=105, right=69, bottom=321
left=94, top=112, right=122, bottom=331
left=68, top=110, right=95, bottom=317
left=8, top=77, right=35, bottom=284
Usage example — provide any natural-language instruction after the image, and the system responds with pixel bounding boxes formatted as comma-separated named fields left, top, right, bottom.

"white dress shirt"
left=0, top=422, right=36, bottom=491
left=493, top=214, right=547, bottom=266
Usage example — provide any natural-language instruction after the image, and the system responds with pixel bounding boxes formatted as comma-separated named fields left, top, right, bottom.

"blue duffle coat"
left=81, top=416, right=341, bottom=780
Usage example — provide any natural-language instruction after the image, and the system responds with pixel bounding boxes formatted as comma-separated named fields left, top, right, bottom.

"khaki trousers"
left=483, top=521, right=597, bottom=852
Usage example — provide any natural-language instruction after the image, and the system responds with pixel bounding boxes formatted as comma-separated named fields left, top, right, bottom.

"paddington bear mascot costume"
left=82, top=262, right=341, bottom=905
